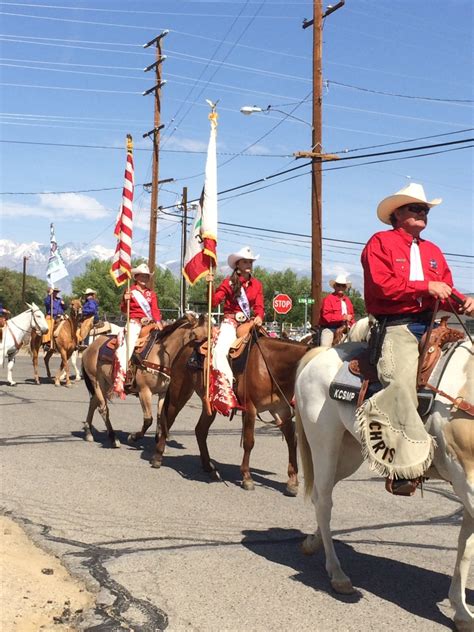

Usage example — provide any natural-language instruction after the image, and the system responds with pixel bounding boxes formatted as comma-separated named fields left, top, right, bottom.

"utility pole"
left=143, top=30, right=168, bottom=284
left=179, top=187, right=188, bottom=316
left=302, top=0, right=345, bottom=324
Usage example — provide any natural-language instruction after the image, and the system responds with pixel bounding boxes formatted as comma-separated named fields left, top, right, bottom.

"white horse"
left=295, top=338, right=473, bottom=631
left=1, top=303, right=49, bottom=386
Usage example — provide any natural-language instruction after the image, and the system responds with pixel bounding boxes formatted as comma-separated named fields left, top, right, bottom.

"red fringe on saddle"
left=209, top=368, right=239, bottom=416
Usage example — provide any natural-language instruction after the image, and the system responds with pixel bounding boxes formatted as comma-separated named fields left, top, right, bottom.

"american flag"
left=110, top=134, right=134, bottom=286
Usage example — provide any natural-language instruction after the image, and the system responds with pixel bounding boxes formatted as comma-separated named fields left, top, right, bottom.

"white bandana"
left=340, top=298, right=348, bottom=315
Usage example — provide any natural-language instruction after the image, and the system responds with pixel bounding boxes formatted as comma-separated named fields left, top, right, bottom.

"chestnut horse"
left=30, top=299, right=88, bottom=387
left=134, top=332, right=311, bottom=495
left=81, top=313, right=207, bottom=449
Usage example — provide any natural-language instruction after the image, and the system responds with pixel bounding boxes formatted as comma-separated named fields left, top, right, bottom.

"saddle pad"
left=329, top=340, right=462, bottom=418
left=98, top=335, right=118, bottom=364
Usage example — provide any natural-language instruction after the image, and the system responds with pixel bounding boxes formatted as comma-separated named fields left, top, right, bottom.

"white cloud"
left=2, top=193, right=111, bottom=220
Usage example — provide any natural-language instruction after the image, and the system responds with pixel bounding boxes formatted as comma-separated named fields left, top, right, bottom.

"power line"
left=0, top=139, right=291, bottom=157
left=2, top=138, right=472, bottom=196
left=328, top=80, right=473, bottom=105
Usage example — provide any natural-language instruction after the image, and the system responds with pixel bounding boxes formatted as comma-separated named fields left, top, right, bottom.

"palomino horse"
left=294, top=339, right=474, bottom=631
left=0, top=303, right=49, bottom=386
left=142, top=332, right=312, bottom=495
left=30, top=299, right=86, bottom=387
left=81, top=313, right=207, bottom=448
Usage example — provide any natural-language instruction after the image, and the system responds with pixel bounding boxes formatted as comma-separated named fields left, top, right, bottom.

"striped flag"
left=46, top=223, right=68, bottom=286
left=183, top=110, right=218, bottom=284
left=110, top=134, right=134, bottom=286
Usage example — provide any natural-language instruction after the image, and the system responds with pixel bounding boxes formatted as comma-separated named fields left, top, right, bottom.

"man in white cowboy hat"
left=319, top=274, right=355, bottom=346
left=82, top=288, right=99, bottom=324
left=207, top=246, right=265, bottom=415
left=358, top=182, right=474, bottom=495
left=112, top=263, right=163, bottom=398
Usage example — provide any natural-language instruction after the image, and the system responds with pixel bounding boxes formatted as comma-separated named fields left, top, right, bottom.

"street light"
left=240, top=105, right=312, bottom=129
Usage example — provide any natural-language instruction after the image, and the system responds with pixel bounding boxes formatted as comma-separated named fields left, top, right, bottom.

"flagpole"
left=125, top=278, right=131, bottom=366
left=204, top=263, right=214, bottom=416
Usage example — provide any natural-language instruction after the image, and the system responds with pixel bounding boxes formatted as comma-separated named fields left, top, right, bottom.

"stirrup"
left=385, top=477, right=422, bottom=497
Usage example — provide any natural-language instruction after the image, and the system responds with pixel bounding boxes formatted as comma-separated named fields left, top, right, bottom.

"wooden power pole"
left=179, top=186, right=188, bottom=316
left=143, top=30, right=168, bottom=281
left=302, top=0, right=345, bottom=324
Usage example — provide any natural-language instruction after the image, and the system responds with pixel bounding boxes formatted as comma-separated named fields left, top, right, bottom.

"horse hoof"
left=285, top=482, right=299, bottom=497
left=65, top=383, right=73, bottom=389
left=54, top=382, right=60, bottom=387
left=74, top=377, right=82, bottom=382
left=112, top=439, right=121, bottom=449
left=241, top=479, right=255, bottom=491
left=454, top=619, right=474, bottom=632
left=127, top=434, right=138, bottom=446
left=84, top=432, right=94, bottom=443
left=150, top=457, right=162, bottom=469
left=209, top=469, right=222, bottom=482
left=301, top=533, right=322, bottom=555
left=7, top=382, right=17, bottom=387
left=331, top=578, right=355, bottom=595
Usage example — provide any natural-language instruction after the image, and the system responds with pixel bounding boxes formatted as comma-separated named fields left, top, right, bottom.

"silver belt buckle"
left=235, top=312, right=246, bottom=323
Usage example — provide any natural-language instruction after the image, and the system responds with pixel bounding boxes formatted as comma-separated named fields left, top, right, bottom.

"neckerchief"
left=340, top=296, right=348, bottom=315
left=131, top=288, right=152, bottom=319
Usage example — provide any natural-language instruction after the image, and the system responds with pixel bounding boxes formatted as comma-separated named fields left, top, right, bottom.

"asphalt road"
left=1, top=356, right=472, bottom=632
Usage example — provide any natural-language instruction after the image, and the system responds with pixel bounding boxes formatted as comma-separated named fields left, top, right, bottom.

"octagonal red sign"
left=273, top=293, right=293, bottom=315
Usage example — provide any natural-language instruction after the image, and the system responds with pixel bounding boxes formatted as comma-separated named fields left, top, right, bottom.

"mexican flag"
left=183, top=110, right=218, bottom=284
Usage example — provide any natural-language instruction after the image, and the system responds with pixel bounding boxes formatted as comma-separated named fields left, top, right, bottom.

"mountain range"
left=0, top=238, right=364, bottom=293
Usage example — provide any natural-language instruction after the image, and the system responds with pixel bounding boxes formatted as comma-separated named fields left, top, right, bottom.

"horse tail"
left=294, top=403, right=314, bottom=498
left=294, top=347, right=328, bottom=498
left=82, top=361, right=95, bottom=398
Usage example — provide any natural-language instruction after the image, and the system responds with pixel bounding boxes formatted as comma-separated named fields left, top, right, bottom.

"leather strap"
left=425, top=383, right=474, bottom=417
left=5, top=323, right=22, bottom=350
left=140, top=360, right=171, bottom=376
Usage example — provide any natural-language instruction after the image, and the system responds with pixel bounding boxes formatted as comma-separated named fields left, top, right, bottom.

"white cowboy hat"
left=52, top=287, right=61, bottom=292
left=131, top=263, right=153, bottom=277
left=377, top=182, right=442, bottom=225
left=227, top=246, right=260, bottom=270
left=83, top=288, right=96, bottom=295
left=329, top=274, right=352, bottom=289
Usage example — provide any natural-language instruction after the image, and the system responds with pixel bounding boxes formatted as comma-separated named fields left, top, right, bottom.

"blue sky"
left=0, top=0, right=473, bottom=289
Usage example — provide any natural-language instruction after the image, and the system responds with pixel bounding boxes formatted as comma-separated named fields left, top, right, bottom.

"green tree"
left=72, top=259, right=123, bottom=318
left=347, top=287, right=366, bottom=318
left=0, top=267, right=49, bottom=314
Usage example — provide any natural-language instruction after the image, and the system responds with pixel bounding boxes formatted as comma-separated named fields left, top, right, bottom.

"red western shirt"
left=319, top=293, right=354, bottom=327
left=212, top=276, right=265, bottom=320
left=121, top=285, right=162, bottom=321
left=361, top=228, right=455, bottom=316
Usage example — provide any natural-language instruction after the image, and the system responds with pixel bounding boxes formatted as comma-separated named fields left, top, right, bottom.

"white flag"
left=46, top=223, right=68, bottom=286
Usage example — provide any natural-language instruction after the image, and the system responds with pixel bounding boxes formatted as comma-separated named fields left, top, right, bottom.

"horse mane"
left=159, top=314, right=195, bottom=337
left=458, top=344, right=474, bottom=402
left=346, top=316, right=373, bottom=342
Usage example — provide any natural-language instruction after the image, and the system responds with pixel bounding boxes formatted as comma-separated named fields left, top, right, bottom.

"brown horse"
left=81, top=313, right=207, bottom=448
left=30, top=299, right=87, bottom=387
left=143, top=331, right=310, bottom=495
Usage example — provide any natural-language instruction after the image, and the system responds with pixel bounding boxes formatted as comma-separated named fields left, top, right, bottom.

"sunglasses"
left=404, top=204, right=430, bottom=215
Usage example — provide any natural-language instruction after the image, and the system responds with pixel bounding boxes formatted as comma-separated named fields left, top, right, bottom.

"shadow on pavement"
left=242, top=526, right=471, bottom=629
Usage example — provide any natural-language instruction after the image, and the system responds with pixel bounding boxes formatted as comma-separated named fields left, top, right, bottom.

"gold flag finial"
left=126, top=134, right=133, bottom=153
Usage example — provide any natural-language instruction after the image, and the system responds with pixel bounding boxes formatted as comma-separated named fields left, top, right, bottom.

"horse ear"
left=26, top=302, right=33, bottom=310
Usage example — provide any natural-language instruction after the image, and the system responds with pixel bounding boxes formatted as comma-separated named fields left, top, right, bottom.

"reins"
left=252, top=330, right=295, bottom=413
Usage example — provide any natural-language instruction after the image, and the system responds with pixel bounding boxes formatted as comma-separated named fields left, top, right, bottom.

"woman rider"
left=208, top=246, right=264, bottom=415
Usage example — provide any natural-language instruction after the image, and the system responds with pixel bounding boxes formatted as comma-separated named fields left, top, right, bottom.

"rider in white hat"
left=82, top=288, right=99, bottom=324
left=358, top=182, right=474, bottom=496
left=113, top=263, right=163, bottom=398
left=207, top=246, right=264, bottom=415
left=319, top=274, right=354, bottom=346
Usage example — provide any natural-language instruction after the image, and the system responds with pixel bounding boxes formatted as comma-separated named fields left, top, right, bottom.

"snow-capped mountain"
left=0, top=239, right=115, bottom=293
left=0, top=239, right=365, bottom=293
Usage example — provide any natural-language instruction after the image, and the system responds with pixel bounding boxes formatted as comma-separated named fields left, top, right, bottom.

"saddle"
left=189, top=323, right=266, bottom=371
left=346, top=320, right=465, bottom=407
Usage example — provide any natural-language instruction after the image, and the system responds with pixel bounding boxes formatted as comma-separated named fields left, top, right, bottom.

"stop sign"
left=273, top=293, right=293, bottom=315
